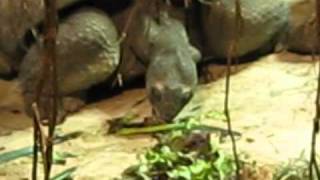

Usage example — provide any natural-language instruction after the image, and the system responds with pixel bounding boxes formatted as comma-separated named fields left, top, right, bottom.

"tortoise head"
left=149, top=82, right=194, bottom=123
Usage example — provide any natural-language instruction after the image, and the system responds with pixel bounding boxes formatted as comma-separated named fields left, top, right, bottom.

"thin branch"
left=43, top=0, right=58, bottom=179
left=224, top=0, right=242, bottom=179
left=31, top=0, right=58, bottom=179
left=32, top=103, right=50, bottom=178
left=32, top=119, right=38, bottom=180
left=309, top=59, right=320, bottom=180
left=309, top=0, right=320, bottom=179
left=118, top=0, right=140, bottom=42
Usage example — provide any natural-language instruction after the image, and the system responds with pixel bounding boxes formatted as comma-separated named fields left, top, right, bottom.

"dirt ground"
left=0, top=52, right=319, bottom=179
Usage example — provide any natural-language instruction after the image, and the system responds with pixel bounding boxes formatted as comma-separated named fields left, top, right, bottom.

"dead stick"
left=31, top=0, right=58, bottom=178
left=309, top=0, right=320, bottom=179
left=43, top=0, right=58, bottom=179
left=224, top=0, right=242, bottom=179
left=118, top=0, right=139, bottom=42
left=32, top=103, right=48, bottom=148
left=32, top=118, right=39, bottom=180
left=32, top=103, right=49, bottom=178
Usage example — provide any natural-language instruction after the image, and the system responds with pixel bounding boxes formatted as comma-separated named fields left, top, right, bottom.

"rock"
left=200, top=0, right=289, bottom=58
left=0, top=0, right=85, bottom=70
left=287, top=0, right=318, bottom=53
left=0, top=0, right=43, bottom=69
left=18, top=8, right=120, bottom=119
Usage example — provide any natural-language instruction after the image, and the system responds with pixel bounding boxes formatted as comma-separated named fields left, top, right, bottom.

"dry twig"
left=31, top=0, right=58, bottom=179
left=309, top=1, right=320, bottom=179
left=224, top=0, right=242, bottom=179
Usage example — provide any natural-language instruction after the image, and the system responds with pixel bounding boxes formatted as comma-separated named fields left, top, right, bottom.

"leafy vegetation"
left=272, top=152, right=318, bottom=180
left=121, top=117, right=238, bottom=180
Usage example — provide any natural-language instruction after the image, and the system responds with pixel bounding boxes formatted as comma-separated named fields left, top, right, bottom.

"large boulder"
left=19, top=8, right=120, bottom=118
left=0, top=0, right=85, bottom=73
left=200, top=0, right=289, bottom=58
left=286, top=0, right=318, bottom=53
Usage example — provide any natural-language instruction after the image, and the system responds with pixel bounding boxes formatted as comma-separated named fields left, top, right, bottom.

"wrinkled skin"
left=147, top=48, right=198, bottom=123
left=108, top=1, right=199, bottom=124
left=112, top=0, right=198, bottom=83
left=145, top=13, right=199, bottom=123
left=19, top=8, right=120, bottom=119
left=112, top=1, right=199, bottom=123
left=111, top=0, right=154, bottom=83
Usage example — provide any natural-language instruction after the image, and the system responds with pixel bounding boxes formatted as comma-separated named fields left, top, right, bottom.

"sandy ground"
left=0, top=52, right=319, bottom=179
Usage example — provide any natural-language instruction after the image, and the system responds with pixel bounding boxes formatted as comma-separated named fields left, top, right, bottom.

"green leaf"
left=190, top=159, right=209, bottom=175
left=53, top=151, right=77, bottom=165
left=168, top=166, right=192, bottom=180
left=51, top=167, right=77, bottom=180
left=205, top=111, right=226, bottom=121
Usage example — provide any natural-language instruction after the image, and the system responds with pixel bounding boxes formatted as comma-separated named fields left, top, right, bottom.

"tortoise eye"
left=151, top=86, right=162, bottom=102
